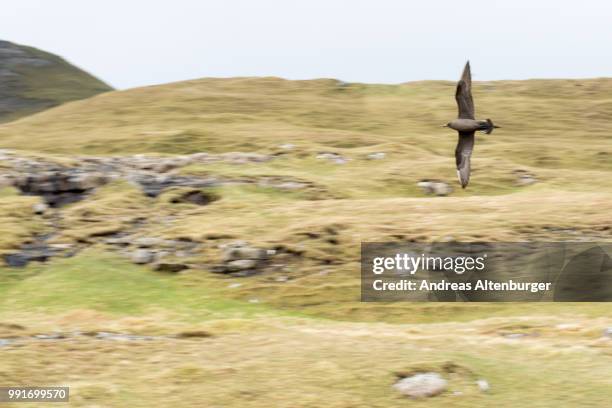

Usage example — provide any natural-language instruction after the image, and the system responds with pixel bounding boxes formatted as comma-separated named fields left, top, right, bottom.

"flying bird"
left=442, top=62, right=500, bottom=188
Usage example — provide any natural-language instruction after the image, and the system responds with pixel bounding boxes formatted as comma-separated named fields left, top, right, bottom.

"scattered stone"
left=32, top=202, right=48, bottom=215
left=226, top=259, right=258, bottom=271
left=134, top=237, right=162, bottom=248
left=3, top=237, right=58, bottom=267
left=131, top=249, right=155, bottom=264
left=476, top=379, right=490, bottom=392
left=513, top=170, right=538, bottom=186
left=278, top=143, right=295, bottom=150
left=417, top=180, right=453, bottom=196
left=93, top=332, right=155, bottom=341
left=230, top=270, right=258, bottom=277
left=131, top=173, right=219, bottom=197
left=503, top=333, right=529, bottom=339
left=316, top=152, right=348, bottom=164
left=555, top=323, right=581, bottom=331
left=275, top=276, right=289, bottom=282
left=33, top=333, right=65, bottom=340
left=272, top=181, right=307, bottom=190
left=104, top=236, right=132, bottom=246
left=169, top=190, right=219, bottom=206
left=48, top=243, right=73, bottom=251
left=228, top=283, right=242, bottom=289
left=3, top=253, right=30, bottom=267
left=603, top=327, right=612, bottom=338
left=219, top=152, right=271, bottom=164
left=223, top=246, right=268, bottom=262
left=152, top=262, right=188, bottom=273
left=367, top=152, right=386, bottom=160
left=176, top=330, right=212, bottom=339
left=393, top=373, right=448, bottom=398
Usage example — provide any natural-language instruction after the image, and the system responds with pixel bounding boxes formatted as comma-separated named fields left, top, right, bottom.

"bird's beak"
left=440, top=124, right=448, bottom=128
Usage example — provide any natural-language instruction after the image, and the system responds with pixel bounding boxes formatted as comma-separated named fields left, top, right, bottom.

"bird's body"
left=448, top=118, right=492, bottom=133
left=443, top=62, right=500, bottom=188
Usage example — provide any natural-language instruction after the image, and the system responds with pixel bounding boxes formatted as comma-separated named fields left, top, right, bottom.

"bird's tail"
left=482, top=118, right=500, bottom=134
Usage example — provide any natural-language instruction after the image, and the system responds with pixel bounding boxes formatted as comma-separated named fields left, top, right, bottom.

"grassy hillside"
left=0, top=76, right=611, bottom=406
left=0, top=40, right=112, bottom=123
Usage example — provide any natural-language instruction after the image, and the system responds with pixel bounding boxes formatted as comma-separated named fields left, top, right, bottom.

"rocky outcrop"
left=3, top=234, right=77, bottom=268
left=0, top=150, right=299, bottom=271
left=13, top=169, right=109, bottom=207
left=0, top=150, right=320, bottom=206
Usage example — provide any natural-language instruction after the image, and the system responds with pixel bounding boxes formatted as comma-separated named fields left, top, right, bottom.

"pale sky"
left=3, top=0, right=612, bottom=89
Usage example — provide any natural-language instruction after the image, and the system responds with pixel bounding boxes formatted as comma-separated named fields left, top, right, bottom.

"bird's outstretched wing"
left=455, top=62, right=474, bottom=119
left=455, top=131, right=474, bottom=188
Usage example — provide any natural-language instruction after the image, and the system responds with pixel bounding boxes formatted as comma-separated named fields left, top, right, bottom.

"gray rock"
left=513, top=170, right=538, bottom=186
left=517, top=175, right=537, bottom=186
left=272, top=182, right=307, bottom=190
left=105, top=236, right=132, bottom=246
left=223, top=247, right=268, bottom=262
left=367, top=152, right=386, bottom=160
left=226, top=259, right=258, bottom=271
left=32, top=202, right=48, bottom=215
left=70, top=172, right=107, bottom=189
left=4, top=253, right=30, bottom=267
left=316, top=152, right=348, bottom=164
left=476, top=379, right=490, bottom=392
left=393, top=373, right=447, bottom=398
left=134, top=237, right=162, bottom=248
left=278, top=143, right=295, bottom=150
left=33, top=333, right=65, bottom=340
left=417, top=180, right=453, bottom=196
left=152, top=262, right=188, bottom=273
left=131, top=249, right=155, bottom=264
left=220, top=152, right=271, bottom=164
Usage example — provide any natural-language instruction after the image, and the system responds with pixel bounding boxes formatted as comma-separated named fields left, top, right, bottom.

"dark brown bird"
left=442, top=61, right=500, bottom=188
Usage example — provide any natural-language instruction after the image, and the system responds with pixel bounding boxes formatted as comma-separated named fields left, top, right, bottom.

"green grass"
left=0, top=250, right=275, bottom=320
